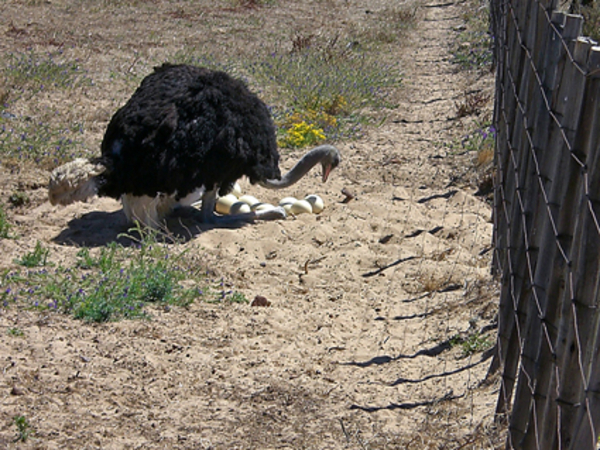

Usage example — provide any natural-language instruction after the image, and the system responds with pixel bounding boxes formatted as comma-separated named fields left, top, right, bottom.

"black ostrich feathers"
left=97, top=63, right=281, bottom=200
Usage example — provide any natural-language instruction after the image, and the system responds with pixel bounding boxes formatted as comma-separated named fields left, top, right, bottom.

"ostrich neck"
left=258, top=145, right=332, bottom=189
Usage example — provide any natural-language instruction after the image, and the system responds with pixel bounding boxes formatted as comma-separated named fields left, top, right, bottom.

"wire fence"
left=489, top=0, right=600, bottom=448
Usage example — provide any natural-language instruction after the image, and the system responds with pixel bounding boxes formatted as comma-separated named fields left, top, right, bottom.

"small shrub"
left=62, top=237, right=198, bottom=322
left=582, top=6, right=600, bottom=42
left=201, top=278, right=249, bottom=304
left=247, top=49, right=401, bottom=145
left=172, top=41, right=402, bottom=148
left=450, top=332, right=493, bottom=357
left=8, top=191, right=30, bottom=207
left=228, top=291, right=249, bottom=304
left=569, top=1, right=600, bottom=42
left=455, top=92, right=491, bottom=118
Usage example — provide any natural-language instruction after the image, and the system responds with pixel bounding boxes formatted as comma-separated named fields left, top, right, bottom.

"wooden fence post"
left=489, top=0, right=600, bottom=447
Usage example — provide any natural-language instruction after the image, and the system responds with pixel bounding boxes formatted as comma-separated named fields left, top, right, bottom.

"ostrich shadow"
left=52, top=206, right=245, bottom=247
left=52, top=210, right=136, bottom=247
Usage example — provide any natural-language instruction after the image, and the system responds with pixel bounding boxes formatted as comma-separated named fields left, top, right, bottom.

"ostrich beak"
left=322, top=164, right=333, bottom=182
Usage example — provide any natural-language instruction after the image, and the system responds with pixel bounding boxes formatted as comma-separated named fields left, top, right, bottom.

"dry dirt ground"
left=0, top=0, right=502, bottom=448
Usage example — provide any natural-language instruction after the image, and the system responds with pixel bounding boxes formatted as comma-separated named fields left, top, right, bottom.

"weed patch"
left=3, top=50, right=92, bottom=93
left=7, top=327, right=24, bottom=337
left=450, top=331, right=493, bottom=357
left=0, top=204, right=13, bottom=239
left=569, top=1, right=600, bottom=42
left=460, top=123, right=496, bottom=155
left=2, top=229, right=206, bottom=322
left=453, top=0, right=493, bottom=70
left=1, top=228, right=255, bottom=321
left=0, top=51, right=91, bottom=168
left=14, top=241, right=50, bottom=268
left=169, top=47, right=401, bottom=147
left=0, top=112, right=85, bottom=169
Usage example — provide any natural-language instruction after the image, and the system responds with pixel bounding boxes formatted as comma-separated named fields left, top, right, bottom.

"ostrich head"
left=318, top=145, right=341, bottom=182
left=258, top=144, right=341, bottom=189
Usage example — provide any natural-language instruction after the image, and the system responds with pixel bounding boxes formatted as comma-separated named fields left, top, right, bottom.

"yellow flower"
left=278, top=121, right=326, bottom=148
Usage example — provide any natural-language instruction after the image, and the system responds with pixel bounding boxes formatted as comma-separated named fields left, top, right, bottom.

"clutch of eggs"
left=215, top=182, right=325, bottom=216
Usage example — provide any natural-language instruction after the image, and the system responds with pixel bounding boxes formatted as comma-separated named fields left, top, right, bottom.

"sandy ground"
left=0, top=0, right=502, bottom=448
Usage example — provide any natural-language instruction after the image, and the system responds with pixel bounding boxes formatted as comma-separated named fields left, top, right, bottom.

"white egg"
left=215, top=194, right=239, bottom=215
left=279, top=197, right=297, bottom=206
left=239, top=195, right=260, bottom=206
left=290, top=199, right=313, bottom=215
left=231, top=182, right=242, bottom=198
left=229, top=201, right=252, bottom=215
left=304, top=194, right=324, bottom=214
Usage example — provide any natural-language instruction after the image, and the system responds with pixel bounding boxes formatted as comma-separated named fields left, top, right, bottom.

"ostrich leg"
left=199, top=189, right=286, bottom=224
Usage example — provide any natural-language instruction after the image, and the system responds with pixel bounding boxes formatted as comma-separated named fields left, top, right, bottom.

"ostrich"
left=48, top=63, right=341, bottom=228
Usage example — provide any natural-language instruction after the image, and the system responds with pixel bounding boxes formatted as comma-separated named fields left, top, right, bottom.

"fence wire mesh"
left=490, top=0, right=600, bottom=448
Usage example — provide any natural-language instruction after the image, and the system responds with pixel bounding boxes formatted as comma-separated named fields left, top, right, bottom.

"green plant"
left=583, top=5, right=600, bottom=42
left=2, top=226, right=255, bottom=322
left=450, top=332, right=493, bottom=357
left=15, top=241, right=50, bottom=268
left=13, top=415, right=33, bottom=442
left=63, top=233, right=199, bottom=321
left=0, top=204, right=12, bottom=239
left=201, top=278, right=249, bottom=304
left=7, top=327, right=24, bottom=337
left=8, top=191, right=30, bottom=207
left=228, top=291, right=249, bottom=304
left=460, top=123, right=496, bottom=153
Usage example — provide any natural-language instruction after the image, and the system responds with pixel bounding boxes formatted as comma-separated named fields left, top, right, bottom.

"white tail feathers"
left=121, top=193, right=178, bottom=228
left=48, top=158, right=106, bottom=206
